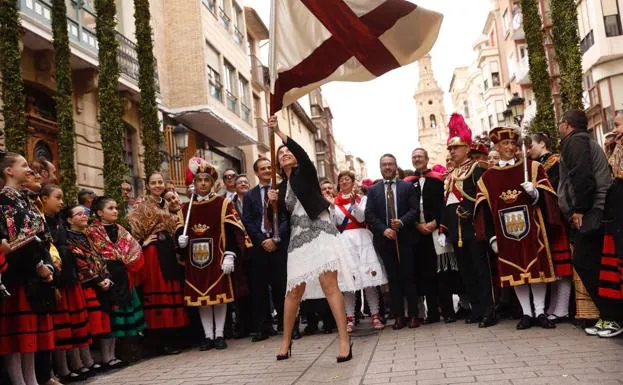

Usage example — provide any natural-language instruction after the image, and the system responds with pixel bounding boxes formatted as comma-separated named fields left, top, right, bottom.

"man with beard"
left=365, top=154, right=420, bottom=329
left=412, top=148, right=456, bottom=323
left=438, top=113, right=496, bottom=328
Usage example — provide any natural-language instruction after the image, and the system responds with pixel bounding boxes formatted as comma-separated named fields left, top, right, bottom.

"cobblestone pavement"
left=84, top=319, right=623, bottom=385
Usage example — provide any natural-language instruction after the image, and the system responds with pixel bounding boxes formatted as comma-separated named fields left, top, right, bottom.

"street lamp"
left=507, top=92, right=525, bottom=127
left=172, top=123, right=189, bottom=160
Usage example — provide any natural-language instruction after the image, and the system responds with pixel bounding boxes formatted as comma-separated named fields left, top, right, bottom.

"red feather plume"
left=447, top=113, right=472, bottom=145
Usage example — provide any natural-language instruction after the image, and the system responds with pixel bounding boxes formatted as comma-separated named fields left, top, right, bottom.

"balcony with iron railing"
left=225, top=90, right=238, bottom=115
left=233, top=26, right=244, bottom=45
left=255, top=117, right=269, bottom=151
left=240, top=102, right=251, bottom=123
left=250, top=55, right=267, bottom=90
left=219, top=7, right=231, bottom=30
left=208, top=66, right=223, bottom=102
left=580, top=30, right=595, bottom=55
left=18, top=0, right=159, bottom=91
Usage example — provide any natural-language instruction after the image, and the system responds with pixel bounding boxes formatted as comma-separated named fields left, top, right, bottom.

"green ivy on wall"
left=51, top=0, right=78, bottom=204
left=0, top=0, right=27, bottom=154
left=94, top=0, right=126, bottom=220
left=521, top=0, right=559, bottom=147
left=550, top=0, right=584, bottom=112
left=134, top=0, right=161, bottom=179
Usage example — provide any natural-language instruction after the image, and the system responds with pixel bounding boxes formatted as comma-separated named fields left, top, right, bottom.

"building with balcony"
left=309, top=88, right=338, bottom=182
left=155, top=0, right=267, bottom=187
left=0, top=0, right=153, bottom=194
left=449, top=65, right=488, bottom=135
left=577, top=0, right=623, bottom=145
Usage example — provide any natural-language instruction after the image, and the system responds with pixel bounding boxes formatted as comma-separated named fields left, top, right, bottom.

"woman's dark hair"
left=276, top=144, right=291, bottom=179
left=337, top=170, right=355, bottom=183
left=0, top=151, right=22, bottom=180
left=77, top=188, right=96, bottom=205
left=91, top=196, right=115, bottom=218
left=147, top=172, right=164, bottom=184
left=61, top=204, right=82, bottom=224
left=40, top=184, right=62, bottom=198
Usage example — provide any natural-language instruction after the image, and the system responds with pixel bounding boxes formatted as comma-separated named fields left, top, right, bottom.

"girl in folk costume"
left=86, top=197, right=145, bottom=368
left=128, top=173, right=189, bottom=355
left=65, top=205, right=110, bottom=374
left=177, top=157, right=247, bottom=351
left=271, top=117, right=358, bottom=363
left=333, top=170, right=387, bottom=332
left=40, top=185, right=91, bottom=383
left=0, top=153, right=55, bottom=385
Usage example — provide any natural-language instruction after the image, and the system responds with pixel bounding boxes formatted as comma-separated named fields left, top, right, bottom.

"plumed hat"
left=185, top=156, right=218, bottom=186
left=447, top=113, right=472, bottom=148
left=489, top=127, right=520, bottom=144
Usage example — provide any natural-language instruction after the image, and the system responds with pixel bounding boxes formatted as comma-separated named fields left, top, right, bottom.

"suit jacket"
left=242, top=184, right=289, bottom=249
left=365, top=179, right=420, bottom=249
left=412, top=171, right=445, bottom=225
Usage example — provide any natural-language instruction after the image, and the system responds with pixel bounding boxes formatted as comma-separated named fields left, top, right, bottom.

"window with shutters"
left=601, top=0, right=622, bottom=37
left=206, top=42, right=223, bottom=101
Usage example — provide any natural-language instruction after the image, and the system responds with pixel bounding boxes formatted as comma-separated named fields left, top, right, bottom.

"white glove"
left=489, top=236, right=498, bottom=254
left=221, top=252, right=235, bottom=274
left=520, top=181, right=539, bottom=202
left=438, top=233, right=447, bottom=248
left=178, top=235, right=189, bottom=248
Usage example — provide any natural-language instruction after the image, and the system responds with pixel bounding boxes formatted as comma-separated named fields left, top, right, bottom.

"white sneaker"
left=585, top=319, right=604, bottom=336
left=597, top=321, right=623, bottom=338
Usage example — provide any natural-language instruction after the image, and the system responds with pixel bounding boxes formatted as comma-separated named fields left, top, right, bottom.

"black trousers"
left=377, top=239, right=418, bottom=317
left=454, top=239, right=493, bottom=319
left=250, top=245, right=287, bottom=333
left=573, top=227, right=622, bottom=321
left=416, top=235, right=454, bottom=319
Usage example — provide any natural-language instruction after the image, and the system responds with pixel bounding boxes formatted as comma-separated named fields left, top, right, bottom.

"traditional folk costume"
left=178, top=157, right=246, bottom=349
left=128, top=196, right=189, bottom=331
left=86, top=221, right=146, bottom=338
left=537, top=152, right=574, bottom=321
left=46, top=215, right=91, bottom=351
left=0, top=185, right=55, bottom=355
left=475, top=127, right=563, bottom=329
left=439, top=114, right=495, bottom=327
left=334, top=192, right=387, bottom=330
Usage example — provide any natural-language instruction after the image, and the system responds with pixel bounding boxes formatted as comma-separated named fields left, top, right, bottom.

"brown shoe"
left=392, top=316, right=406, bottom=330
left=408, top=316, right=421, bottom=329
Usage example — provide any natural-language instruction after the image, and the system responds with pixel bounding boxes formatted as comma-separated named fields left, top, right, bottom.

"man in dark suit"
left=412, top=148, right=457, bottom=324
left=365, top=154, right=421, bottom=329
left=241, top=158, right=288, bottom=342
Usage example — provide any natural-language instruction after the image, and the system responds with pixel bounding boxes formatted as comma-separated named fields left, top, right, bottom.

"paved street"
left=82, top=319, right=623, bottom=385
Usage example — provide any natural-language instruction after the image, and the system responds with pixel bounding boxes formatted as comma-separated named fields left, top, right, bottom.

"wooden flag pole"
left=269, top=119, right=280, bottom=242
left=268, top=0, right=280, bottom=243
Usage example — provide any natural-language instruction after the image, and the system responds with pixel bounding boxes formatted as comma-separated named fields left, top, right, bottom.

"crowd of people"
left=0, top=109, right=621, bottom=385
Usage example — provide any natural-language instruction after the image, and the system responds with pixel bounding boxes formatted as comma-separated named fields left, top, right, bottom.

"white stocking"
left=213, top=305, right=227, bottom=338
left=199, top=306, right=215, bottom=339
left=547, top=278, right=571, bottom=317
left=344, top=292, right=356, bottom=318
left=69, top=348, right=85, bottom=371
left=364, top=287, right=380, bottom=315
left=514, top=285, right=533, bottom=316
left=100, top=337, right=116, bottom=363
left=531, top=283, right=547, bottom=316
left=4, top=353, right=26, bottom=385
left=20, top=352, right=37, bottom=385
left=53, top=350, right=71, bottom=377
left=79, top=347, right=94, bottom=368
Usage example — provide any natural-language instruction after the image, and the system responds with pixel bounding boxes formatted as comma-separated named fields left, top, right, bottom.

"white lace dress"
left=285, top=182, right=359, bottom=300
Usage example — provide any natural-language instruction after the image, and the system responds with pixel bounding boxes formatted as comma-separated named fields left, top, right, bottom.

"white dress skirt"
left=285, top=182, right=360, bottom=300
left=333, top=195, right=388, bottom=288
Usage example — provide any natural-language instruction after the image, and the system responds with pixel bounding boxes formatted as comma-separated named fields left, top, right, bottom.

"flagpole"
left=268, top=0, right=280, bottom=242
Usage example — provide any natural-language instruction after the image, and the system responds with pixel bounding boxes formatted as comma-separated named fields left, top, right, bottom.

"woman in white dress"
left=270, top=117, right=356, bottom=363
left=333, top=171, right=388, bottom=332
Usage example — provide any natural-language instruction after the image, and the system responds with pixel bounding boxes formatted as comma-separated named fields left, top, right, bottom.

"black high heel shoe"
left=337, top=341, right=353, bottom=363
left=276, top=341, right=292, bottom=361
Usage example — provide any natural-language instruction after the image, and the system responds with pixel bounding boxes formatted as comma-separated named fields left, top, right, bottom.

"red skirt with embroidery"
left=82, top=286, right=111, bottom=336
left=140, top=245, right=189, bottom=329
left=549, top=223, right=573, bottom=278
left=598, top=233, right=623, bottom=300
left=52, top=284, right=92, bottom=350
left=0, top=283, right=54, bottom=354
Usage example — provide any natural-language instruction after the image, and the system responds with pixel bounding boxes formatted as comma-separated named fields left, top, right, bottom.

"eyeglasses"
left=72, top=211, right=88, bottom=218
left=223, top=174, right=237, bottom=179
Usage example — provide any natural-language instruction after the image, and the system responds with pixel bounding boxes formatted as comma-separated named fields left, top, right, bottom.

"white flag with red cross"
left=269, top=0, right=443, bottom=114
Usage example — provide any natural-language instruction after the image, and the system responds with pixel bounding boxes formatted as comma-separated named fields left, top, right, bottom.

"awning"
left=165, top=105, right=257, bottom=147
